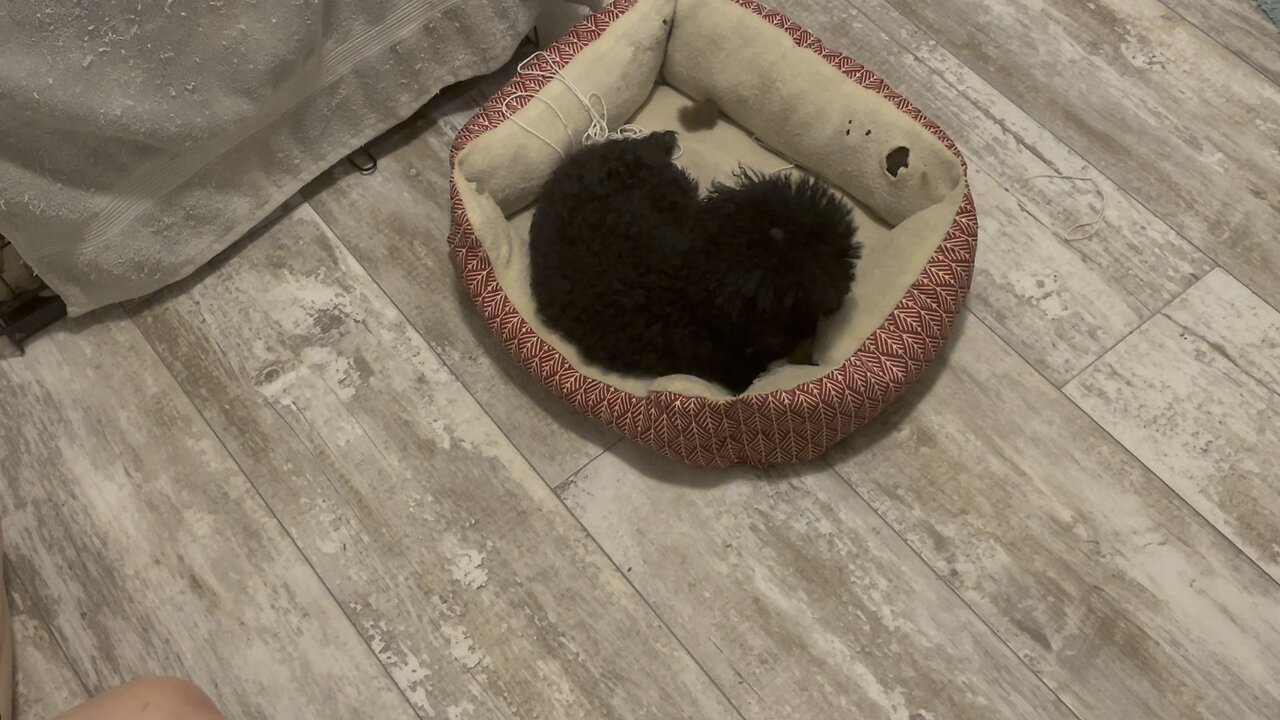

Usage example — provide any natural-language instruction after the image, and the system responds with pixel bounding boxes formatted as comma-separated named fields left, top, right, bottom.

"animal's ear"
left=639, top=131, right=679, bottom=162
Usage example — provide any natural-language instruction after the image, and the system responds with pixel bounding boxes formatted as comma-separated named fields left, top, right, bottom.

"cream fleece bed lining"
left=453, top=0, right=967, bottom=399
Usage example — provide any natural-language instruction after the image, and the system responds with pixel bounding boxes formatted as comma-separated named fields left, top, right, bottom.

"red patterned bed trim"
left=448, top=0, right=978, bottom=468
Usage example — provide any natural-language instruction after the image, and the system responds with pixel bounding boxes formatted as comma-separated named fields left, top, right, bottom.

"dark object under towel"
left=1261, top=0, right=1280, bottom=27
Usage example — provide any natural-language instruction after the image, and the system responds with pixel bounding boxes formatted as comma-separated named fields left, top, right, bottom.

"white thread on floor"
left=1016, top=173, right=1108, bottom=241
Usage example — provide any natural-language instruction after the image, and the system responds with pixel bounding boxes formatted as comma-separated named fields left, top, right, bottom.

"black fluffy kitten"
left=529, top=131, right=860, bottom=394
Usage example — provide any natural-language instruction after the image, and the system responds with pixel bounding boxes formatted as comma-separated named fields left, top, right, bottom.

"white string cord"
left=1015, top=174, right=1108, bottom=241
left=505, top=92, right=574, bottom=159
left=505, top=52, right=682, bottom=159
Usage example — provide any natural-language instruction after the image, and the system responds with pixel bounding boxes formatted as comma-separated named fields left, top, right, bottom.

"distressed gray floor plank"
left=829, top=315, right=1280, bottom=719
left=872, top=0, right=1280, bottom=312
left=559, top=449, right=1078, bottom=719
left=0, top=309, right=418, bottom=720
left=304, top=65, right=616, bottom=487
left=1157, top=0, right=1280, bottom=84
left=4, top=560, right=88, bottom=719
left=130, top=204, right=739, bottom=720
left=1066, top=268, right=1280, bottom=581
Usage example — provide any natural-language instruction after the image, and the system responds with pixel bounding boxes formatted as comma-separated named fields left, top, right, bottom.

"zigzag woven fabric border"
left=447, top=0, right=978, bottom=468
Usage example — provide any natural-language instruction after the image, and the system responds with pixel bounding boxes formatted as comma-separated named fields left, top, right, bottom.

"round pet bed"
left=447, top=0, right=978, bottom=468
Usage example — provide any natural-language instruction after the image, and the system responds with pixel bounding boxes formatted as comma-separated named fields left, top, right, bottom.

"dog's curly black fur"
left=529, top=131, right=860, bottom=394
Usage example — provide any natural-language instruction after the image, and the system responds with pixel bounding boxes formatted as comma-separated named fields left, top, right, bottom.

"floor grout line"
left=1210, top=264, right=1280, bottom=318
left=555, top=437, right=625, bottom=493
left=3, top=556, right=94, bottom=700
left=838, top=0, right=1224, bottom=372
left=1152, top=0, right=1280, bottom=89
left=1057, top=390, right=1280, bottom=593
left=541, top=475, right=750, bottom=720
left=858, top=0, right=1275, bottom=310
left=1057, top=269, right=1209, bottom=389
left=967, top=311, right=1280, bottom=594
left=301, top=189, right=609, bottom=486
left=122, top=302, right=432, bottom=720
left=822, top=457, right=1086, bottom=720
left=831, top=303, right=1280, bottom=719
left=835, top=3, right=1279, bottom=591
left=305, top=198, right=748, bottom=719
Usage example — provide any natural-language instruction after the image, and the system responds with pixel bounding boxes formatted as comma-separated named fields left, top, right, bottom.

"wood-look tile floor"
left=3, top=1, right=1279, bottom=717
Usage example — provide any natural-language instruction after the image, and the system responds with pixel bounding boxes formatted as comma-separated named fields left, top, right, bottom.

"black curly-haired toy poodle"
left=529, top=130, right=861, bottom=394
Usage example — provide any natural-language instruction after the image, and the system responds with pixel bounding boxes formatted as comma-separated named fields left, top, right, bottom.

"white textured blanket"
left=0, top=0, right=545, bottom=314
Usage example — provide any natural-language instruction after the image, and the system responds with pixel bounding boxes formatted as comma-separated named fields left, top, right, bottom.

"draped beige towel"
left=0, top=0, right=547, bottom=315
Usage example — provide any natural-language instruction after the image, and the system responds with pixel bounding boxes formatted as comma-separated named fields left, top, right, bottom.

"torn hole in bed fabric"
left=885, top=146, right=910, bottom=178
